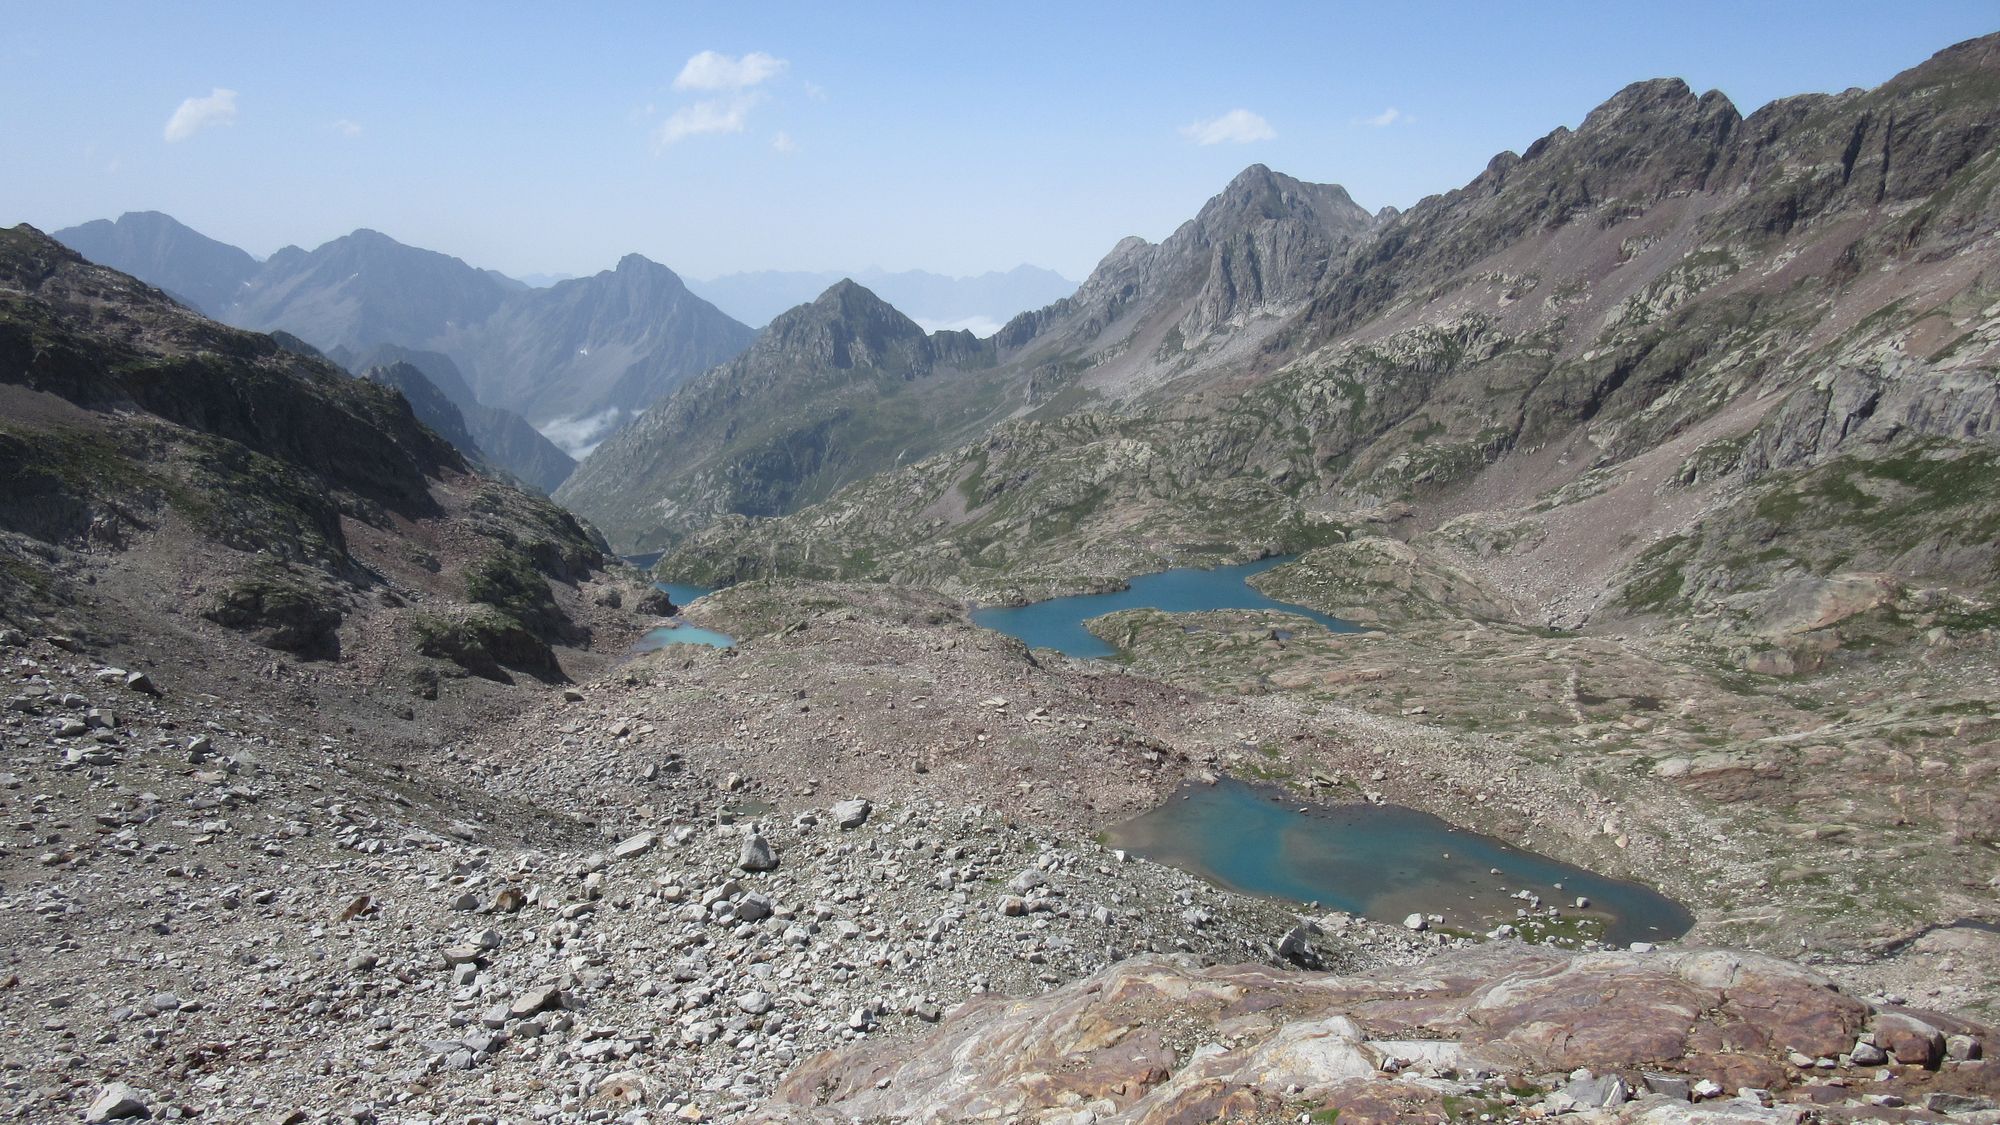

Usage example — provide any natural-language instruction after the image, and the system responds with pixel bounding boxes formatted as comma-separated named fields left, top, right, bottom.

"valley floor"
left=5, top=569, right=1995, bottom=1122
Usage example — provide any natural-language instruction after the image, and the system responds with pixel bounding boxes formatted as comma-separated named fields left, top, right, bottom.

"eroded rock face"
left=756, top=947, right=1986, bottom=1123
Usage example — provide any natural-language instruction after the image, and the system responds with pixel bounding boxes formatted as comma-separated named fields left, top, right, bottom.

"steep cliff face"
left=555, top=281, right=1005, bottom=552
left=664, top=34, right=2000, bottom=626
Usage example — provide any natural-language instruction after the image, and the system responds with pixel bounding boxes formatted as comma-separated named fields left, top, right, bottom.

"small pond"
left=971, top=557, right=1357, bottom=659
left=1105, top=779, right=1694, bottom=947
left=634, top=581, right=735, bottom=652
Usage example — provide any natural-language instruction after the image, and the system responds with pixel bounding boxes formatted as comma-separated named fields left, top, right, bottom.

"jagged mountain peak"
left=753, top=279, right=931, bottom=371
left=810, top=277, right=904, bottom=316
left=1575, top=76, right=1740, bottom=143
left=612, top=251, right=672, bottom=276
left=1193, top=165, right=1372, bottom=237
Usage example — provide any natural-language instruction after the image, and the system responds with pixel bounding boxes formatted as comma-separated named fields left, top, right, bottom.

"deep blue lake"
left=1107, top=779, right=1693, bottom=947
left=970, top=557, right=1357, bottom=659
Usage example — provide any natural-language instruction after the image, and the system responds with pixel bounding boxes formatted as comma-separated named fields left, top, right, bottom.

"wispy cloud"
left=164, top=88, right=238, bottom=142
left=1179, top=108, right=1274, bottom=146
left=538, top=408, right=626, bottom=459
left=770, top=131, right=796, bottom=153
left=332, top=118, right=363, bottom=138
left=654, top=96, right=759, bottom=147
left=673, top=50, right=787, bottom=91
left=1360, top=107, right=1405, bottom=128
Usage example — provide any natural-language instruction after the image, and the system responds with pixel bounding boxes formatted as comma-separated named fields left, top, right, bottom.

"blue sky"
left=3, top=2, right=1994, bottom=282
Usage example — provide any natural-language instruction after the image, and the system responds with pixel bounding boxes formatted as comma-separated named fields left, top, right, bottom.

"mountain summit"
left=52, top=211, right=260, bottom=316
left=555, top=280, right=999, bottom=551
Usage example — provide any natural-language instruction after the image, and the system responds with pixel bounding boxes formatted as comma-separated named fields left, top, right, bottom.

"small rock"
left=831, top=798, right=872, bottom=830
left=1642, top=1073, right=1692, bottom=1101
left=1565, top=1073, right=1629, bottom=1108
left=441, top=945, right=483, bottom=967
left=739, top=833, right=778, bottom=872
left=612, top=831, right=657, bottom=860
left=85, top=1084, right=150, bottom=1122
left=1926, top=1092, right=1997, bottom=1115
left=1876, top=1012, right=1947, bottom=1069
left=736, top=991, right=773, bottom=1015
left=509, top=984, right=564, bottom=1018
left=1946, top=1033, right=1982, bottom=1062
left=996, top=895, right=1028, bottom=918
left=1403, top=913, right=1427, bottom=932
left=124, top=671, right=160, bottom=696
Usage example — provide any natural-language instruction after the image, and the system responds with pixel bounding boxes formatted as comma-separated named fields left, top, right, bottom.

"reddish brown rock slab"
left=753, top=948, right=1983, bottom=1124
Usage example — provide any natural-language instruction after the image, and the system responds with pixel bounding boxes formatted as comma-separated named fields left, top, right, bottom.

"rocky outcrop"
left=759, top=948, right=1991, bottom=1123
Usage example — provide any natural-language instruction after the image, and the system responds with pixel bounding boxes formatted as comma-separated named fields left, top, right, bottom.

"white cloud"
left=1361, top=107, right=1404, bottom=128
left=770, top=131, right=796, bottom=153
left=673, top=50, right=787, bottom=91
left=332, top=118, right=363, bottom=138
left=1179, top=108, right=1274, bottom=146
left=537, top=408, right=626, bottom=459
left=654, top=97, right=758, bottom=146
left=914, top=315, right=1004, bottom=338
left=164, top=87, right=238, bottom=142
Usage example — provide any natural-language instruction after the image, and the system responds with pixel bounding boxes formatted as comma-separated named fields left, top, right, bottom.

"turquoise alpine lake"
left=1106, top=779, right=1694, bottom=947
left=655, top=582, right=718, bottom=610
left=970, top=557, right=1357, bottom=659
left=634, top=580, right=735, bottom=651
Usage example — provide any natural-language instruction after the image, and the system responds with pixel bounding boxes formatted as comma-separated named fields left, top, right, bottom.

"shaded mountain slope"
left=356, top=344, right=576, bottom=494
left=0, top=224, right=649, bottom=686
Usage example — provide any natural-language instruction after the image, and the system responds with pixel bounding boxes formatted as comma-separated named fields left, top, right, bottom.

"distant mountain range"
left=689, top=265, right=1075, bottom=335
left=556, top=164, right=1380, bottom=553
left=50, top=214, right=756, bottom=469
